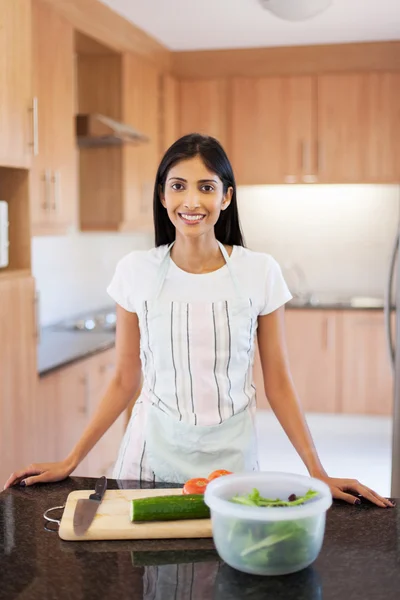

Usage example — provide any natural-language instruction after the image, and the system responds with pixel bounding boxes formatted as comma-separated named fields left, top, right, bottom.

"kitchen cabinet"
left=231, top=77, right=316, bottom=184
left=339, top=311, right=393, bottom=415
left=36, top=348, right=127, bottom=477
left=0, top=276, right=37, bottom=487
left=31, top=0, right=77, bottom=235
left=253, top=310, right=339, bottom=413
left=365, top=72, right=400, bottom=182
left=179, top=79, right=229, bottom=149
left=0, top=0, right=32, bottom=169
left=161, top=74, right=179, bottom=153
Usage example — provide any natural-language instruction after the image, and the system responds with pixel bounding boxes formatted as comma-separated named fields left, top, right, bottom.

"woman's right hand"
left=3, top=459, right=76, bottom=490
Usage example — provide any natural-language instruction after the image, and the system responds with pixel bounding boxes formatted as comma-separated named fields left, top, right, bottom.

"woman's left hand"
left=317, top=475, right=395, bottom=508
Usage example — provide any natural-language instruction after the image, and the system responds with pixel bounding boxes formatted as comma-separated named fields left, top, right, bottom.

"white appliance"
left=259, top=0, right=333, bottom=21
left=0, top=201, right=10, bottom=268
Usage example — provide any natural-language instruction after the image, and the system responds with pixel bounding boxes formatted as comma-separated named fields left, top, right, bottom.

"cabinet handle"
left=52, top=170, right=61, bottom=212
left=30, top=97, right=39, bottom=156
left=33, top=291, right=40, bottom=343
left=43, top=169, right=51, bottom=211
left=323, top=317, right=334, bottom=350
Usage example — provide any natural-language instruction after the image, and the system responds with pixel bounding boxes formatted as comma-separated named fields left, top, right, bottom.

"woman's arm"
left=4, top=305, right=142, bottom=488
left=257, top=308, right=394, bottom=508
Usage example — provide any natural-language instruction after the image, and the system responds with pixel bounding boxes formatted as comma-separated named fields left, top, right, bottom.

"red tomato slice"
left=207, top=470, right=233, bottom=481
left=182, top=477, right=209, bottom=495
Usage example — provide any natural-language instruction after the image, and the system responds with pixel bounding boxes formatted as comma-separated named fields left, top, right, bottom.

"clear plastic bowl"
left=204, top=471, right=332, bottom=576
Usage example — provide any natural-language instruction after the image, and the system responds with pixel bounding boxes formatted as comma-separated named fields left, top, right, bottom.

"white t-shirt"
left=107, top=245, right=292, bottom=318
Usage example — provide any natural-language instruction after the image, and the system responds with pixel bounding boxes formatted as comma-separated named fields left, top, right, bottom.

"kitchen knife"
left=73, top=476, right=107, bottom=536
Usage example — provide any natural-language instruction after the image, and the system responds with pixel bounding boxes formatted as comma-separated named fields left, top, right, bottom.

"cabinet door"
left=161, top=74, right=179, bottom=153
left=285, top=310, right=338, bottom=413
left=31, top=0, right=76, bottom=234
left=340, top=311, right=393, bottom=415
left=231, top=77, right=315, bottom=185
left=87, top=349, right=126, bottom=477
left=55, top=361, right=90, bottom=476
left=317, top=74, right=367, bottom=183
left=0, top=0, right=32, bottom=168
left=0, top=277, right=37, bottom=485
left=365, top=72, right=400, bottom=183
left=122, top=54, right=160, bottom=231
left=179, top=79, right=228, bottom=149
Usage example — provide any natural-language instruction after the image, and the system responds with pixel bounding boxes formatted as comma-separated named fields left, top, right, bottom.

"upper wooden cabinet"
left=0, top=276, right=37, bottom=486
left=161, top=74, right=179, bottom=153
left=31, top=0, right=77, bottom=235
left=231, top=76, right=316, bottom=185
left=231, top=72, right=399, bottom=185
left=0, top=0, right=32, bottom=169
left=178, top=79, right=229, bottom=149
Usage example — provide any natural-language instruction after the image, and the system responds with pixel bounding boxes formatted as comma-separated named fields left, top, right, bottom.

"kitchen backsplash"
left=32, top=184, right=399, bottom=326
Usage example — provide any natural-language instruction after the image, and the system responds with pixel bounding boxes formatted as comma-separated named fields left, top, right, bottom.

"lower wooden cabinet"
left=37, top=348, right=128, bottom=477
left=254, top=309, right=393, bottom=416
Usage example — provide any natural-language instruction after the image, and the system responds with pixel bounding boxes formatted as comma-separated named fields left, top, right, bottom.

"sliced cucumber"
left=130, top=494, right=210, bottom=522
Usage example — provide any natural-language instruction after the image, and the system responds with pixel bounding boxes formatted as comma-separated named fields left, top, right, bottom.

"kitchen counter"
left=38, top=328, right=115, bottom=376
left=0, top=477, right=399, bottom=600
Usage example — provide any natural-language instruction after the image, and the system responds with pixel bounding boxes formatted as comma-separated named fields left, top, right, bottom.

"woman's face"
left=160, top=156, right=233, bottom=240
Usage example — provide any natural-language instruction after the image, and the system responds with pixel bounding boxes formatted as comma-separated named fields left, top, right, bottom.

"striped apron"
left=113, top=241, right=259, bottom=484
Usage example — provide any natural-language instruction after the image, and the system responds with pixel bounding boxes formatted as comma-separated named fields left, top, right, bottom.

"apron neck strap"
left=153, top=240, right=241, bottom=299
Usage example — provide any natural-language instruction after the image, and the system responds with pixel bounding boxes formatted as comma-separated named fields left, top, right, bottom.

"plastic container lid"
left=204, top=472, right=333, bottom=522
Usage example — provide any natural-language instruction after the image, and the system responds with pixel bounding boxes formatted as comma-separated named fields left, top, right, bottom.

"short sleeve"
left=259, top=256, right=292, bottom=316
left=107, top=256, right=136, bottom=313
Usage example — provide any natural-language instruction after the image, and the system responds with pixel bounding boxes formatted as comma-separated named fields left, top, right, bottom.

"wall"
left=32, top=184, right=399, bottom=325
left=237, top=184, right=400, bottom=300
left=32, top=232, right=153, bottom=326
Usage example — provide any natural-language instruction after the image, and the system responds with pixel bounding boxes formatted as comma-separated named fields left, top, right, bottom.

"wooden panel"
left=86, top=349, right=125, bottom=477
left=79, top=147, right=122, bottom=231
left=340, top=311, right=393, bottom=415
left=75, top=31, right=117, bottom=55
left=179, top=79, right=228, bottom=149
left=0, top=0, right=32, bottom=168
left=231, top=77, right=286, bottom=184
left=77, top=55, right=122, bottom=119
left=365, top=72, right=400, bottom=182
left=0, top=168, right=31, bottom=273
left=0, top=276, right=37, bottom=486
left=35, top=373, right=58, bottom=462
left=121, top=53, right=160, bottom=231
left=161, top=74, right=179, bottom=153
left=285, top=310, right=338, bottom=413
left=54, top=361, right=91, bottom=476
left=254, top=310, right=338, bottom=413
left=59, top=489, right=212, bottom=541
left=172, top=41, right=400, bottom=79
left=317, top=74, right=366, bottom=183
left=41, top=0, right=171, bottom=69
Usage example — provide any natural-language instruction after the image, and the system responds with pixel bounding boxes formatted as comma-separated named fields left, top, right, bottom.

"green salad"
left=221, top=488, right=320, bottom=571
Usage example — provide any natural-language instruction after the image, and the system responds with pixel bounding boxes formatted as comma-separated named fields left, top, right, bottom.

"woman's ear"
left=221, top=186, right=233, bottom=211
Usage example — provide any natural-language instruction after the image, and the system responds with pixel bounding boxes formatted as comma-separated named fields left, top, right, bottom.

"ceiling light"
left=259, top=0, right=333, bottom=21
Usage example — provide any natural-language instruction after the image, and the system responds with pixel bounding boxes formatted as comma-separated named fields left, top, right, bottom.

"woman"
left=4, top=134, right=394, bottom=508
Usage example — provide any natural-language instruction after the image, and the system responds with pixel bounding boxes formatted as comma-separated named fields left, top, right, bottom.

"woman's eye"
left=201, top=184, right=214, bottom=192
left=171, top=183, right=184, bottom=191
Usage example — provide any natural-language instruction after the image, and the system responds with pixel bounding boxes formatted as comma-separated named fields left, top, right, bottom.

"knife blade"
left=73, top=476, right=107, bottom=536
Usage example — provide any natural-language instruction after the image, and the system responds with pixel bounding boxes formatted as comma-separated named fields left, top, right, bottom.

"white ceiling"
left=99, top=0, right=400, bottom=51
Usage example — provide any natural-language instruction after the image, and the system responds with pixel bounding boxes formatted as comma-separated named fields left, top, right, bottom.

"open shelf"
left=0, top=167, right=31, bottom=275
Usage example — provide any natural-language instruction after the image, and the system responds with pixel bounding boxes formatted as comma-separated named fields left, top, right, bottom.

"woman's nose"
left=183, top=195, right=201, bottom=209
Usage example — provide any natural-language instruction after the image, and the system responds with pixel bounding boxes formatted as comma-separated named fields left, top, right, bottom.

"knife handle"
left=89, top=476, right=107, bottom=501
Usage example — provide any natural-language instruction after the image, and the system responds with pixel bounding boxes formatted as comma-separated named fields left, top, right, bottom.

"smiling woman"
left=3, top=134, right=394, bottom=509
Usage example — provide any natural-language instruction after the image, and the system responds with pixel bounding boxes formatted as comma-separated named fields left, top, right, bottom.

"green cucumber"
left=130, top=494, right=210, bottom=522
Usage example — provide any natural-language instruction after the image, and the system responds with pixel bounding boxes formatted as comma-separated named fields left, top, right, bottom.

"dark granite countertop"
left=37, top=329, right=115, bottom=376
left=0, top=477, right=399, bottom=600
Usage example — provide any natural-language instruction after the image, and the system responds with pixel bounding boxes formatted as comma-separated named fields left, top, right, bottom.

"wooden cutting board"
left=59, top=488, right=213, bottom=541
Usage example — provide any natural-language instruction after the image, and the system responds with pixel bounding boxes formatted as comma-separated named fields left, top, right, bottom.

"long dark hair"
left=153, top=133, right=245, bottom=247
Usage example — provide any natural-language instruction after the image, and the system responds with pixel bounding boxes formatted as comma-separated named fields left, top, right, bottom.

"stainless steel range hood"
left=76, top=113, right=149, bottom=148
